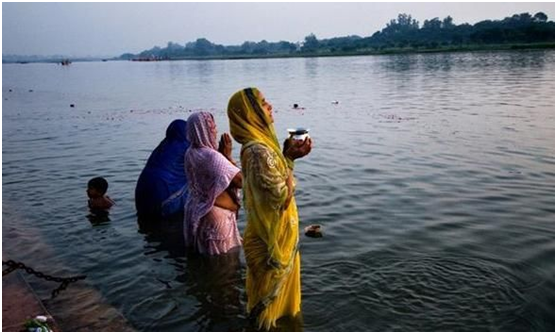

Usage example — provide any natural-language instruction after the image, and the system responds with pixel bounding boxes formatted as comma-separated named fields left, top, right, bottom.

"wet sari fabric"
left=228, top=88, right=301, bottom=329
left=135, top=119, right=190, bottom=218
left=183, top=112, right=242, bottom=255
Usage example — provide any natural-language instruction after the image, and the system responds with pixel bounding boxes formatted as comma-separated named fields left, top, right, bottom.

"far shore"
left=3, top=42, right=554, bottom=64
left=129, top=42, right=555, bottom=61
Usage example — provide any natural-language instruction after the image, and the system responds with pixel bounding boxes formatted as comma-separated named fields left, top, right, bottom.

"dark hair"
left=88, top=177, right=109, bottom=194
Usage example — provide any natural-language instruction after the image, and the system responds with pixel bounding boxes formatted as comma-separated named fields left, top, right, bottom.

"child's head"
left=87, top=177, right=109, bottom=199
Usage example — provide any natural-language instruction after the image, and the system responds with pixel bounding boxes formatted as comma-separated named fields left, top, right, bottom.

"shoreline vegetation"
left=2, top=12, right=554, bottom=64
left=122, top=42, right=555, bottom=62
left=119, top=11, right=554, bottom=62
left=2, top=42, right=554, bottom=64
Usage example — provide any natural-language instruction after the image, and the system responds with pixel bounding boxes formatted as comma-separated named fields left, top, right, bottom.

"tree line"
left=120, top=12, right=554, bottom=60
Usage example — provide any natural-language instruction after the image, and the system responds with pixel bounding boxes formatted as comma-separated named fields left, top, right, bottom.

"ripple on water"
left=2, top=51, right=554, bottom=331
left=301, top=252, right=543, bottom=331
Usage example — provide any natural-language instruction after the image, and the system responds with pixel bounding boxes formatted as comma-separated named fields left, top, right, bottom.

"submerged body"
left=228, top=87, right=312, bottom=329
left=87, top=177, right=115, bottom=214
left=241, top=142, right=301, bottom=329
left=183, top=111, right=243, bottom=255
left=135, top=120, right=190, bottom=219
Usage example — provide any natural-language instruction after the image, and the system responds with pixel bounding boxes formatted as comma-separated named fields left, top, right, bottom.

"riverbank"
left=2, top=207, right=136, bottom=332
left=126, top=42, right=554, bottom=61
left=2, top=270, right=59, bottom=331
left=3, top=42, right=553, bottom=64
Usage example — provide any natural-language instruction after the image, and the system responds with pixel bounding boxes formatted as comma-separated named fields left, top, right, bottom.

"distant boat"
left=60, top=59, right=71, bottom=65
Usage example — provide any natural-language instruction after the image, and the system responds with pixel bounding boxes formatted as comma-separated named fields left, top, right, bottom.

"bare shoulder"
left=104, top=196, right=115, bottom=207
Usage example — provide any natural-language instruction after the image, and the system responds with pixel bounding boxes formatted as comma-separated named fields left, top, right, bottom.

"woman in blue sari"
left=135, top=119, right=190, bottom=219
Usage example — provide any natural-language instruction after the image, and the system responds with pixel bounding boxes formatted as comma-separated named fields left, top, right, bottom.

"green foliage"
left=119, top=11, right=554, bottom=60
left=302, top=33, right=319, bottom=52
left=534, top=12, right=548, bottom=23
left=24, top=318, right=52, bottom=332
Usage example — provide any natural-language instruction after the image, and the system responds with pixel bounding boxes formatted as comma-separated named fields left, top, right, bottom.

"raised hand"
left=218, top=133, right=233, bottom=160
left=283, top=137, right=313, bottom=161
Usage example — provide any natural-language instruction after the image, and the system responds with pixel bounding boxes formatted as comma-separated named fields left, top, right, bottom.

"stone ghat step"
left=2, top=270, right=59, bottom=332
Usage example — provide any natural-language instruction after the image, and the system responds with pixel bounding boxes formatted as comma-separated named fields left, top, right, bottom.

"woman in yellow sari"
left=227, top=87, right=312, bottom=330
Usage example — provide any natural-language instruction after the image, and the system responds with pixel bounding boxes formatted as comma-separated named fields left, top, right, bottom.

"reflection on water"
left=304, top=58, right=319, bottom=79
left=176, top=252, right=245, bottom=331
left=138, top=215, right=246, bottom=331
left=138, top=215, right=186, bottom=258
left=2, top=50, right=554, bottom=331
left=87, top=213, right=111, bottom=226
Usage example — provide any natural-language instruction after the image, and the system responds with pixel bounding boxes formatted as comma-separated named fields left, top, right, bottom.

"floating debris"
left=375, top=113, right=416, bottom=123
left=24, top=315, right=54, bottom=332
left=304, top=224, right=323, bottom=238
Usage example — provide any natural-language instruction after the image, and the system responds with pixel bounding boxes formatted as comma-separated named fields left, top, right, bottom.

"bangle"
left=285, top=157, right=295, bottom=170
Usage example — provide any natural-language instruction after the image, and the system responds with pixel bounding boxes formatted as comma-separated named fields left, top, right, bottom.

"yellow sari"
left=228, top=88, right=301, bottom=330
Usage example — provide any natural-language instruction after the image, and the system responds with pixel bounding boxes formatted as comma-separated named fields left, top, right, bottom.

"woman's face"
left=258, top=92, right=274, bottom=123
left=209, top=114, right=217, bottom=139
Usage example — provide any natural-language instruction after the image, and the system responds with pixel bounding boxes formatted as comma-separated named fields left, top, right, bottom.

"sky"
left=2, top=2, right=555, bottom=57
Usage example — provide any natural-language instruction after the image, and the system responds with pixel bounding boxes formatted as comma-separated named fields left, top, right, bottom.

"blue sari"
left=135, top=120, right=190, bottom=218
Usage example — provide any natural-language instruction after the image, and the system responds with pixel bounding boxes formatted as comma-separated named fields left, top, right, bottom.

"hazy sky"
left=2, top=2, right=555, bottom=57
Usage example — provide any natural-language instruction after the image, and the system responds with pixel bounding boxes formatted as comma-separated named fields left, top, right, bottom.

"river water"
left=2, top=50, right=554, bottom=331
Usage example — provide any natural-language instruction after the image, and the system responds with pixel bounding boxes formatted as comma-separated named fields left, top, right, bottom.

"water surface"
left=2, top=50, right=554, bottom=331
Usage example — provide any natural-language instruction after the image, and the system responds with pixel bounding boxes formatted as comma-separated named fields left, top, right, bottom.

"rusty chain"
left=2, top=260, right=87, bottom=298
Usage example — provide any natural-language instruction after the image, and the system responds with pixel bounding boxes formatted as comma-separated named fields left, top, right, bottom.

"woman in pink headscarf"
left=183, top=111, right=243, bottom=255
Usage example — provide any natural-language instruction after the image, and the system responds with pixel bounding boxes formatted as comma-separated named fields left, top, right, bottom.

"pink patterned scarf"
left=183, top=112, right=240, bottom=248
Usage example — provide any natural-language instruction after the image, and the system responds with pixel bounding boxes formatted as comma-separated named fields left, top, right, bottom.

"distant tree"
left=126, top=11, right=554, bottom=60
left=518, top=12, right=533, bottom=22
left=396, top=13, right=419, bottom=29
left=119, top=53, right=135, bottom=60
left=240, top=41, right=256, bottom=54
left=442, top=16, right=454, bottom=29
left=166, top=41, right=181, bottom=49
left=319, top=35, right=362, bottom=52
left=383, top=13, right=419, bottom=34
left=302, top=33, right=319, bottom=52
left=534, top=12, right=548, bottom=23
left=277, top=41, right=297, bottom=53
left=423, top=17, right=442, bottom=30
left=253, top=40, right=270, bottom=54
left=504, top=12, right=534, bottom=27
left=138, top=46, right=161, bottom=59
left=191, top=38, right=215, bottom=56
left=214, top=44, right=225, bottom=54
left=162, top=41, right=184, bottom=58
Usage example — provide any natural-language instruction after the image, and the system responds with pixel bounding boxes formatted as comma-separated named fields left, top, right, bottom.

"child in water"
left=87, top=177, right=115, bottom=217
